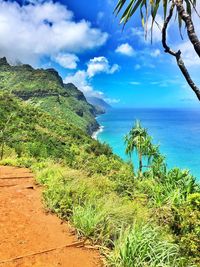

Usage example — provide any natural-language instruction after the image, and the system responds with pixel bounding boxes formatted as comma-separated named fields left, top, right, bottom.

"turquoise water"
left=97, top=108, right=200, bottom=180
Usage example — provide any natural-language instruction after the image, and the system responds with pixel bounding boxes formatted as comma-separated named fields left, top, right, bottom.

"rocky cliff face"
left=0, top=57, right=99, bottom=134
left=86, top=96, right=111, bottom=113
left=64, top=83, right=86, bottom=101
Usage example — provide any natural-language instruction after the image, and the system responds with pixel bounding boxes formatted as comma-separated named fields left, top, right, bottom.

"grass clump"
left=108, top=224, right=183, bottom=267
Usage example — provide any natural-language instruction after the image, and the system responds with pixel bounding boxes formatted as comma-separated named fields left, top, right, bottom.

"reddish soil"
left=0, top=166, right=102, bottom=267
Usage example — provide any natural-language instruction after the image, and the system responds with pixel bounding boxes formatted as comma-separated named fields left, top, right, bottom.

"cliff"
left=0, top=57, right=99, bottom=134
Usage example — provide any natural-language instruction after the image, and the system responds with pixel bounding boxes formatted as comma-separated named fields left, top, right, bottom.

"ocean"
left=96, top=108, right=200, bottom=180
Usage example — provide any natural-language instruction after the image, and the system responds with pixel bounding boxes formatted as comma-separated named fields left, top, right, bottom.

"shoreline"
left=92, top=125, right=104, bottom=140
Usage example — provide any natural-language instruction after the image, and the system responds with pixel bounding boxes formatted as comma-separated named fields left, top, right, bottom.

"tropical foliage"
left=0, top=57, right=99, bottom=134
left=125, top=120, right=161, bottom=174
left=1, top=59, right=199, bottom=266
left=114, top=0, right=197, bottom=32
left=31, top=155, right=199, bottom=266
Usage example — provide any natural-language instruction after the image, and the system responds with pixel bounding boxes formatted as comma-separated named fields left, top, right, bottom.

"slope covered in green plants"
left=0, top=93, right=112, bottom=164
left=0, top=59, right=199, bottom=266
left=0, top=57, right=99, bottom=134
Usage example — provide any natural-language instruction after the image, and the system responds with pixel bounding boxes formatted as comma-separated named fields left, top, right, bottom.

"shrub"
left=171, top=193, right=200, bottom=264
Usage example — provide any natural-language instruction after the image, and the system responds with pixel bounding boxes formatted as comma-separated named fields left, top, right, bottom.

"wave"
left=92, top=125, right=104, bottom=140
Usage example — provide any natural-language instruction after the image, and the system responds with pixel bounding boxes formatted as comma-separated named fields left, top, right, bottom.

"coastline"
left=92, top=125, right=104, bottom=140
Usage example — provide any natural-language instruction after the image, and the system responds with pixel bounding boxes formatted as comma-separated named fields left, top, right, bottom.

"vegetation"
left=0, top=57, right=99, bottom=133
left=27, top=150, right=199, bottom=267
left=114, top=0, right=200, bottom=101
left=0, top=59, right=199, bottom=266
left=1, top=103, right=199, bottom=265
left=108, top=224, right=183, bottom=267
left=125, top=120, right=160, bottom=174
left=0, top=92, right=133, bottom=194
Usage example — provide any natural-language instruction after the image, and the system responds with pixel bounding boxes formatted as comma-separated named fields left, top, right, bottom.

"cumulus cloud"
left=64, top=70, right=104, bottom=98
left=115, top=43, right=134, bottom=56
left=0, top=0, right=108, bottom=66
left=52, top=53, right=79, bottom=69
left=64, top=70, right=95, bottom=95
left=87, top=56, right=119, bottom=78
left=64, top=56, right=119, bottom=102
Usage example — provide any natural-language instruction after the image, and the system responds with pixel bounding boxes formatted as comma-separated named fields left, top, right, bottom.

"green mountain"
left=0, top=93, right=113, bottom=162
left=0, top=57, right=99, bottom=134
left=86, top=96, right=111, bottom=112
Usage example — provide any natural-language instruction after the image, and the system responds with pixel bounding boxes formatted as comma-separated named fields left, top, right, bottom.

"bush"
left=171, top=193, right=200, bottom=264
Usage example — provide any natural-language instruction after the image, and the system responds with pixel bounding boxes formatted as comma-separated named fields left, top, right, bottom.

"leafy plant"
left=125, top=120, right=162, bottom=175
left=108, top=223, right=183, bottom=267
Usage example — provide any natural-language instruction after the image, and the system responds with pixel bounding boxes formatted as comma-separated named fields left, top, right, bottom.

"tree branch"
left=162, top=4, right=200, bottom=101
left=174, top=0, right=200, bottom=57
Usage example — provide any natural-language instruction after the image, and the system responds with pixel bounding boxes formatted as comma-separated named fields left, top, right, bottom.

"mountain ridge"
left=0, top=57, right=100, bottom=134
left=86, top=96, right=111, bottom=113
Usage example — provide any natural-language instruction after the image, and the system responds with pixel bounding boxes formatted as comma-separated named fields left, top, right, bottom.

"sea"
left=96, top=108, right=200, bottom=181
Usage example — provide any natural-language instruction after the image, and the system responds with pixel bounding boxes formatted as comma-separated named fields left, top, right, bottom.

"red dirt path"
left=0, top=166, right=102, bottom=267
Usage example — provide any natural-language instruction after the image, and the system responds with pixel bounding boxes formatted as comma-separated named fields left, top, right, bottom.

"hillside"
left=1, top=91, right=199, bottom=267
left=0, top=59, right=199, bottom=267
left=86, top=96, right=111, bottom=113
left=0, top=57, right=99, bottom=134
left=0, top=93, right=114, bottom=162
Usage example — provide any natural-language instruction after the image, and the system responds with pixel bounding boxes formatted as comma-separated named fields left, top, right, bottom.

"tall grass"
left=37, top=166, right=141, bottom=246
left=108, top=224, right=184, bottom=267
left=0, top=156, right=37, bottom=168
left=32, top=163, right=189, bottom=266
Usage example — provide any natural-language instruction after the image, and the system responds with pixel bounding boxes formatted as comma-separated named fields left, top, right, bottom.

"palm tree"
left=125, top=120, right=149, bottom=173
left=125, top=121, right=165, bottom=175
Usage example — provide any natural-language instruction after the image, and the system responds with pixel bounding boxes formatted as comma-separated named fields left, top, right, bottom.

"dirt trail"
left=0, top=166, right=102, bottom=267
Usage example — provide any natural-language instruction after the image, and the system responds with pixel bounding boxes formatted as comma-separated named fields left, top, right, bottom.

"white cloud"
left=110, top=64, right=120, bottom=74
left=0, top=0, right=108, bottom=65
left=87, top=56, right=119, bottom=78
left=52, top=53, right=79, bottom=69
left=176, top=41, right=200, bottom=67
left=172, top=2, right=200, bottom=68
left=131, top=28, right=144, bottom=42
left=131, top=15, right=163, bottom=44
left=150, top=49, right=161, bottom=57
left=64, top=70, right=105, bottom=99
left=64, top=56, right=119, bottom=102
left=115, top=43, right=134, bottom=56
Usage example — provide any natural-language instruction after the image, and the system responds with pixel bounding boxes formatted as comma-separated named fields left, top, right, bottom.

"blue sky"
left=1, top=0, right=200, bottom=107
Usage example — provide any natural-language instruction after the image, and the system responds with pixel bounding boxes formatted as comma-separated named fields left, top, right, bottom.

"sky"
left=0, top=0, right=200, bottom=108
